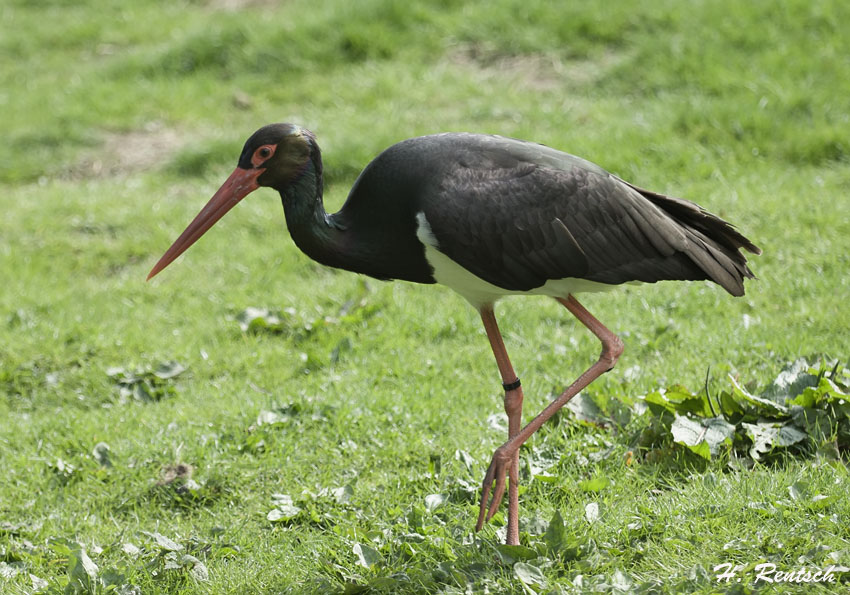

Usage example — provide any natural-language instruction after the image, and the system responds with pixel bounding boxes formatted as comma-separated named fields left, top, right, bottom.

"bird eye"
left=252, top=145, right=275, bottom=166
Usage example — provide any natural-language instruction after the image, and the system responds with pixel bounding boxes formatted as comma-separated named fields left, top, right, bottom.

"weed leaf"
left=514, top=562, right=547, bottom=589
left=544, top=511, right=567, bottom=553
left=237, top=307, right=293, bottom=334
left=496, top=545, right=538, bottom=563
left=729, top=376, right=788, bottom=415
left=267, top=494, right=302, bottom=522
left=742, top=422, right=807, bottom=460
left=424, top=493, right=447, bottom=513
left=579, top=476, right=610, bottom=492
left=141, top=531, right=183, bottom=552
left=353, top=543, right=380, bottom=569
left=671, top=415, right=735, bottom=459
left=153, top=360, right=185, bottom=379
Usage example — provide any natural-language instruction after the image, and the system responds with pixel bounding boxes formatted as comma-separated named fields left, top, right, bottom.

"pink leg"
left=476, top=295, right=624, bottom=532
left=478, top=306, right=523, bottom=546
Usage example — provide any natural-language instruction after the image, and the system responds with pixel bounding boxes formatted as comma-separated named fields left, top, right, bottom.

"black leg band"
left=502, top=377, right=521, bottom=392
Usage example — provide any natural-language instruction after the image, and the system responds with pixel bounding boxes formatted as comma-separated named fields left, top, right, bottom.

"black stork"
left=148, top=123, right=760, bottom=546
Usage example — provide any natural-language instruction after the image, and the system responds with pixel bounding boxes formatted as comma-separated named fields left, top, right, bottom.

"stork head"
left=147, top=123, right=316, bottom=280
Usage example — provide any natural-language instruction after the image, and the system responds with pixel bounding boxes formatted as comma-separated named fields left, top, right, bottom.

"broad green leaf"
left=742, top=422, right=807, bottom=459
left=99, top=568, right=127, bottom=589
left=567, top=393, right=606, bottom=424
left=716, top=389, right=745, bottom=417
left=808, top=493, right=838, bottom=510
left=610, top=568, right=634, bottom=590
left=743, top=422, right=776, bottom=459
left=514, top=562, right=546, bottom=588
left=122, top=543, right=140, bottom=556
left=670, top=415, right=735, bottom=459
left=331, top=485, right=354, bottom=504
left=433, top=561, right=467, bottom=585
left=579, top=476, right=610, bottom=492
left=788, top=374, right=847, bottom=410
left=688, top=564, right=713, bottom=585
left=424, top=493, right=446, bottom=512
left=790, top=405, right=834, bottom=441
left=747, top=501, right=778, bottom=517
left=671, top=415, right=706, bottom=450
left=268, top=494, right=302, bottom=522
left=92, top=442, right=111, bottom=467
left=181, top=555, right=209, bottom=582
left=0, top=562, right=22, bottom=578
left=533, top=473, right=560, bottom=484
left=353, top=543, right=380, bottom=569
left=496, top=544, right=538, bottom=563
left=454, top=449, right=475, bottom=472
left=643, top=386, right=712, bottom=417
left=685, top=440, right=711, bottom=460
left=256, top=409, right=294, bottom=426
left=106, top=366, right=127, bottom=379
left=824, top=378, right=850, bottom=402
left=142, top=531, right=183, bottom=552
left=665, top=385, right=713, bottom=417
left=764, top=358, right=819, bottom=403
left=544, top=511, right=567, bottom=553
left=108, top=361, right=184, bottom=403
left=773, top=424, right=808, bottom=446
left=163, top=552, right=181, bottom=570
left=153, top=360, right=186, bottom=379
left=66, top=542, right=98, bottom=592
left=642, top=389, right=676, bottom=415
left=237, top=307, right=292, bottom=333
left=729, top=376, right=788, bottom=415
left=130, top=383, right=153, bottom=402
left=788, top=481, right=808, bottom=501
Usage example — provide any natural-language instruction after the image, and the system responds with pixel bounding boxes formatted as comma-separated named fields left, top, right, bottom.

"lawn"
left=1, top=0, right=849, bottom=592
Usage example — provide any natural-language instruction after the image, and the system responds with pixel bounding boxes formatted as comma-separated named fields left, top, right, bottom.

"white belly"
left=416, top=212, right=615, bottom=309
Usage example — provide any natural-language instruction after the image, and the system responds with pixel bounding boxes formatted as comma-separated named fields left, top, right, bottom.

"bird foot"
left=475, top=444, right=515, bottom=531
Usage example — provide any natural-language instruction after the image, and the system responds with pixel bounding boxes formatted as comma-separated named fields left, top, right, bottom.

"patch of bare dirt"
left=206, top=0, right=280, bottom=11
left=68, top=122, right=184, bottom=179
left=448, top=44, right=627, bottom=91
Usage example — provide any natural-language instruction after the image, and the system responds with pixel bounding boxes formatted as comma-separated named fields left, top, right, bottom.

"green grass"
left=2, top=0, right=849, bottom=592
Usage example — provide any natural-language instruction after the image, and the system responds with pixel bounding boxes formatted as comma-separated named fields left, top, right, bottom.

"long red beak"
left=147, top=167, right=263, bottom=280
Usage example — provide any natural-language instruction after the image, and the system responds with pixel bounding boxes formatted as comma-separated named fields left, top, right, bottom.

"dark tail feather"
left=625, top=182, right=761, bottom=296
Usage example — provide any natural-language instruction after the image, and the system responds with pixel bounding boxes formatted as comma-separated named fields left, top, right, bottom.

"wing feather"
left=419, top=136, right=758, bottom=295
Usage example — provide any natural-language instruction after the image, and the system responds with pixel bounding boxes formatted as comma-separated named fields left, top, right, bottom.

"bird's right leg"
left=478, top=306, right=523, bottom=546
left=477, top=295, right=624, bottom=532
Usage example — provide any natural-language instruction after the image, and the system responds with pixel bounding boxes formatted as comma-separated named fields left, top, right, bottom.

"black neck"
left=278, top=156, right=435, bottom=285
left=279, top=161, right=352, bottom=271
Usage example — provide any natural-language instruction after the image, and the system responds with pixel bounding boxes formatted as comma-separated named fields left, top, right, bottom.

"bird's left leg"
left=478, top=306, right=523, bottom=546
left=477, top=295, right=624, bottom=531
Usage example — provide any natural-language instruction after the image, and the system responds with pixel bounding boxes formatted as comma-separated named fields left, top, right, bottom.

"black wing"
left=421, top=135, right=760, bottom=296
